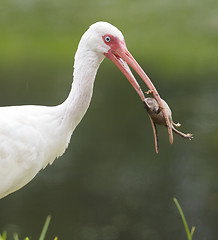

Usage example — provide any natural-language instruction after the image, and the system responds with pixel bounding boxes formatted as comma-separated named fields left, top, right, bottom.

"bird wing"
left=0, top=105, right=69, bottom=198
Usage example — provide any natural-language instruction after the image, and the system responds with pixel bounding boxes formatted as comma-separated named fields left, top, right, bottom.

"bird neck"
left=60, top=47, right=105, bottom=132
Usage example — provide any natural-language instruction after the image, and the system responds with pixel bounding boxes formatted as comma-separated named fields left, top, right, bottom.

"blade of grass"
left=39, top=216, right=51, bottom=240
left=13, top=233, right=19, bottom=240
left=173, top=198, right=195, bottom=240
left=1, top=231, right=7, bottom=240
left=190, top=226, right=195, bottom=237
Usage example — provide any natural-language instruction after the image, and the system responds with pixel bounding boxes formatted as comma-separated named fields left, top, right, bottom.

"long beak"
left=105, top=43, right=173, bottom=144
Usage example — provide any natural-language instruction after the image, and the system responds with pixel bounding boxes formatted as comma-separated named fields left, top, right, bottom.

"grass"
left=0, top=216, right=57, bottom=240
left=0, top=199, right=195, bottom=240
left=174, top=198, right=195, bottom=240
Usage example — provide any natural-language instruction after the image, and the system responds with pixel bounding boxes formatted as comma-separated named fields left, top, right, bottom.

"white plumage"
left=0, top=22, right=170, bottom=199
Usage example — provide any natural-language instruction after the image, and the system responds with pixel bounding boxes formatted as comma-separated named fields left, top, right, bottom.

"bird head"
left=77, top=21, right=174, bottom=143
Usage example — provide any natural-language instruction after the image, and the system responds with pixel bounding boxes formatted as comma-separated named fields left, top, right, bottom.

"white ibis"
left=0, top=21, right=173, bottom=199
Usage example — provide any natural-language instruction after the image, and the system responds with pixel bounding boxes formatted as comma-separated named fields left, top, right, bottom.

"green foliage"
left=0, top=216, right=57, bottom=240
left=0, top=231, right=7, bottom=240
left=174, top=198, right=195, bottom=240
left=0, top=0, right=217, bottom=78
left=1, top=202, right=196, bottom=240
left=39, top=216, right=51, bottom=240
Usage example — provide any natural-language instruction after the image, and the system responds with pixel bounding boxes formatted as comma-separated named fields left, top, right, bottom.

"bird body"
left=0, top=105, right=68, bottom=197
left=0, top=22, right=171, bottom=198
left=0, top=40, right=99, bottom=198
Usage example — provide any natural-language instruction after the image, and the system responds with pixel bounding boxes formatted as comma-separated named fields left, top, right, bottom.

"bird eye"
left=105, top=36, right=111, bottom=43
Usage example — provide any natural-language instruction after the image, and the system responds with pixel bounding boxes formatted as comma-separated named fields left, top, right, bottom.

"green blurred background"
left=0, top=0, right=218, bottom=239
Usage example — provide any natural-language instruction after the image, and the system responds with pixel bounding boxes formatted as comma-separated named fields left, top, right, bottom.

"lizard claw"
left=173, top=122, right=181, bottom=127
left=145, top=89, right=154, bottom=95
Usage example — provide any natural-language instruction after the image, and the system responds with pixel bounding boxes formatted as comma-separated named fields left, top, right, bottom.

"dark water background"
left=0, top=0, right=218, bottom=239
